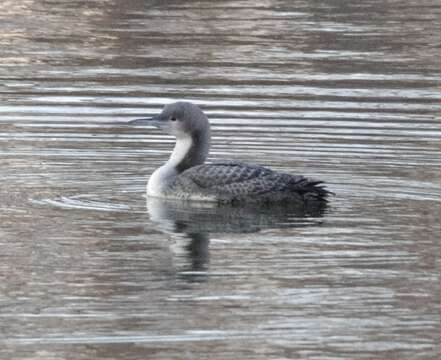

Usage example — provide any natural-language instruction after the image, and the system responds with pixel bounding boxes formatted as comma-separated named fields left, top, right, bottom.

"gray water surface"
left=1, top=1, right=441, bottom=359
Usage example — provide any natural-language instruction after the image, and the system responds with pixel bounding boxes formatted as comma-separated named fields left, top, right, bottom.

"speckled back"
left=165, top=162, right=329, bottom=204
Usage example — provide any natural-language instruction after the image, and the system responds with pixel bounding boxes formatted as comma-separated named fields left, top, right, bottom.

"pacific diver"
left=130, top=101, right=330, bottom=204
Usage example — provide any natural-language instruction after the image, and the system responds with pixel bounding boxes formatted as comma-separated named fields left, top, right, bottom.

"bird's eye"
left=170, top=117, right=177, bottom=121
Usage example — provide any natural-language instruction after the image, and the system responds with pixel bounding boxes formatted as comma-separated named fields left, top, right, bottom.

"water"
left=1, top=0, right=441, bottom=359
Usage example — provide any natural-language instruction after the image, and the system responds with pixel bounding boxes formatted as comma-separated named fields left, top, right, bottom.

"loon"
left=130, top=101, right=330, bottom=204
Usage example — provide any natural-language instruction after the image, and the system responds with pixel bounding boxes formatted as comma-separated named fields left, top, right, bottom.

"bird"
left=130, top=101, right=331, bottom=205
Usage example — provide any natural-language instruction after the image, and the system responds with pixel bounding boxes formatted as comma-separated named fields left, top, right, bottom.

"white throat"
left=168, top=135, right=193, bottom=168
left=147, top=136, right=193, bottom=197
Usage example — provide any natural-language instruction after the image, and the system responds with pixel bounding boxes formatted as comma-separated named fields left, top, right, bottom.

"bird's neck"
left=147, top=129, right=210, bottom=197
left=167, top=130, right=209, bottom=173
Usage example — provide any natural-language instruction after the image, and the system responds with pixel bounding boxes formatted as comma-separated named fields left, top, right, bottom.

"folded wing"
left=172, top=162, right=329, bottom=203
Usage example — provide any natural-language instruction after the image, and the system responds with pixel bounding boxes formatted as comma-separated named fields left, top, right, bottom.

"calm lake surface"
left=1, top=1, right=440, bottom=359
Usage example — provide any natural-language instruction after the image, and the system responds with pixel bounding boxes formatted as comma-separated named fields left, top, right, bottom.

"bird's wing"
left=181, top=162, right=273, bottom=188
left=180, top=162, right=312, bottom=197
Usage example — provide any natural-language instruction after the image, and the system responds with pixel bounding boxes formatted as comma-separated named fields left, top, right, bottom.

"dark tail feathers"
left=299, top=180, right=333, bottom=202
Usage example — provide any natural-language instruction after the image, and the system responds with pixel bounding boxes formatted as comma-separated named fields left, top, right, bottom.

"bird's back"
left=163, top=162, right=330, bottom=204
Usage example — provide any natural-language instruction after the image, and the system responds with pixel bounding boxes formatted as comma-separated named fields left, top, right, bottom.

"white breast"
left=147, top=136, right=193, bottom=197
left=147, top=165, right=178, bottom=197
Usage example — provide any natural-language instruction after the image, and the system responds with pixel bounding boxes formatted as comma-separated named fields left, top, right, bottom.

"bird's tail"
left=300, top=180, right=333, bottom=202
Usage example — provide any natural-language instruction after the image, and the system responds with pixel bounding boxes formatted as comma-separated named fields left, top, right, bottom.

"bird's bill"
left=128, top=116, right=163, bottom=129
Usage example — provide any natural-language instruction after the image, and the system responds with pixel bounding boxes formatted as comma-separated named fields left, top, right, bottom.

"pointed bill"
left=128, top=115, right=164, bottom=128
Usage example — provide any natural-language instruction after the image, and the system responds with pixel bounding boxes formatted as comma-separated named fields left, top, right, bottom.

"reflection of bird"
left=147, top=197, right=326, bottom=235
left=131, top=102, right=331, bottom=204
left=146, top=197, right=326, bottom=274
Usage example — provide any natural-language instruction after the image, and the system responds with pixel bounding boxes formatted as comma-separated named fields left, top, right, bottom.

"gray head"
left=131, top=102, right=210, bottom=139
left=130, top=102, right=210, bottom=171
